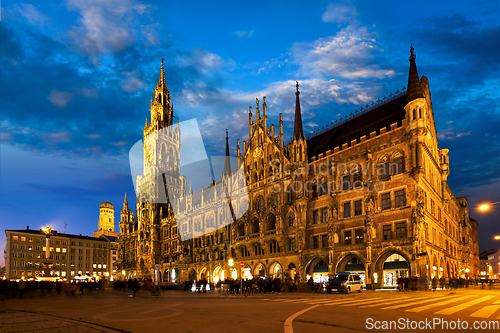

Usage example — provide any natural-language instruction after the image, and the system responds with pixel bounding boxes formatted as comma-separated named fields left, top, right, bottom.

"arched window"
left=319, top=182, right=327, bottom=196
left=393, top=157, right=404, bottom=175
left=288, top=213, right=295, bottom=227
left=238, top=223, right=245, bottom=237
left=252, top=219, right=260, bottom=234
left=267, top=214, right=276, bottom=230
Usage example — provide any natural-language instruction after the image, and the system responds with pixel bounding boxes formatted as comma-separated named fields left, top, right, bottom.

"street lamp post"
left=479, top=201, right=500, bottom=211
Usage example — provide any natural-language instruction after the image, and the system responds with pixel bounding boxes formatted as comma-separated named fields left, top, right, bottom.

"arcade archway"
left=254, top=262, right=266, bottom=277
left=336, top=254, right=366, bottom=285
left=306, top=257, right=329, bottom=284
left=269, top=261, right=283, bottom=279
left=375, top=250, right=410, bottom=288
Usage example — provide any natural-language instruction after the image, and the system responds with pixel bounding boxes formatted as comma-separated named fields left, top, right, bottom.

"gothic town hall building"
left=117, top=47, right=479, bottom=289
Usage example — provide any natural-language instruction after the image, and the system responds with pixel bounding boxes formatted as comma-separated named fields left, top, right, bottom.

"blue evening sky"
left=1, top=0, right=500, bottom=266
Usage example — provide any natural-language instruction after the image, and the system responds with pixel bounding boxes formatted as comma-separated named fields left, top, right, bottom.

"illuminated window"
left=62, top=248, right=67, bottom=253
left=344, top=230, right=352, bottom=245
left=13, top=236, right=18, bottom=241
left=50, top=247, right=54, bottom=252
left=103, top=264, right=106, bottom=269
left=21, top=237, right=26, bottom=242
left=355, top=229, right=364, bottom=244
left=56, top=248, right=61, bottom=252
left=28, top=238, right=33, bottom=242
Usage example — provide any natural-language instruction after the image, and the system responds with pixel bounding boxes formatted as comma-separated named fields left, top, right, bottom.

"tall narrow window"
left=342, top=175, right=350, bottom=191
left=383, top=225, right=392, bottom=240
left=319, top=182, right=327, bottom=196
left=313, top=210, right=319, bottom=224
left=313, top=236, right=319, bottom=249
left=394, top=158, right=404, bottom=175
left=379, top=163, right=390, bottom=179
left=355, top=229, right=364, bottom=244
left=344, top=202, right=351, bottom=218
left=395, top=189, right=405, bottom=208
left=312, top=184, right=318, bottom=198
left=396, top=222, right=407, bottom=239
left=354, top=200, right=362, bottom=216
left=382, top=193, right=391, bottom=210
left=353, top=172, right=362, bottom=187
left=344, top=231, right=352, bottom=245
left=321, top=208, right=328, bottom=223
left=322, top=234, right=329, bottom=248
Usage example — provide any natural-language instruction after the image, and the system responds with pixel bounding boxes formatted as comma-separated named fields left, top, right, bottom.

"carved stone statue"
left=366, top=197, right=375, bottom=215
left=297, top=228, right=304, bottom=251
left=331, top=207, right=338, bottom=221
left=416, top=188, right=425, bottom=218
left=364, top=225, right=373, bottom=243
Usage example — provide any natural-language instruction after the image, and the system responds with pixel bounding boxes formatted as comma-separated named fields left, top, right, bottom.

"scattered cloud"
left=322, top=3, right=358, bottom=25
left=65, top=0, right=152, bottom=56
left=47, top=90, right=74, bottom=108
left=14, top=3, right=50, bottom=26
left=291, top=26, right=395, bottom=80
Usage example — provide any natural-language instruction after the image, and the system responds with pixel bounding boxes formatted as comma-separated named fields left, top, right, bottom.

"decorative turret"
left=406, top=44, right=424, bottom=103
left=291, top=82, right=307, bottom=164
left=293, top=81, right=304, bottom=141
left=122, top=192, right=128, bottom=212
left=223, top=129, right=232, bottom=179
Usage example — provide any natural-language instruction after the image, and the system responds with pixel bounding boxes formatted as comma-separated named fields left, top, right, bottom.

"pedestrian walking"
left=127, top=278, right=134, bottom=297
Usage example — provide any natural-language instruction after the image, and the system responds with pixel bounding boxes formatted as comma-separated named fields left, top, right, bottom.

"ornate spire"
left=293, top=81, right=304, bottom=140
left=223, top=129, right=232, bottom=178
left=158, top=58, right=166, bottom=88
left=406, top=44, right=424, bottom=103
left=122, top=192, right=128, bottom=211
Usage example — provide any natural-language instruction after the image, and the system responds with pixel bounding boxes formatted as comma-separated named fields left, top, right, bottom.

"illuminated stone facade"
left=117, top=48, right=479, bottom=288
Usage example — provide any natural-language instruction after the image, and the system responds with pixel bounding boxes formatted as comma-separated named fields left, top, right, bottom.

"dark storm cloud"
left=411, top=15, right=500, bottom=90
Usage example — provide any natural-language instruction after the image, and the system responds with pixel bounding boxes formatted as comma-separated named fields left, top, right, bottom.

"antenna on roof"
left=64, top=222, right=67, bottom=233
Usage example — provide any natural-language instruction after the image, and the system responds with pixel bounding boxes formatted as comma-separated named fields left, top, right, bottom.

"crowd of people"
left=182, top=275, right=301, bottom=294
left=397, top=275, right=475, bottom=291
left=0, top=279, right=108, bottom=299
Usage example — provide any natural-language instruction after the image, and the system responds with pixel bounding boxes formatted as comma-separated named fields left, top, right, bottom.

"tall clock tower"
left=135, top=59, right=186, bottom=274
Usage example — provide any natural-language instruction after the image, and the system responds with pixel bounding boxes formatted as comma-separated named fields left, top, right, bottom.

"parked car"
left=326, top=272, right=363, bottom=294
